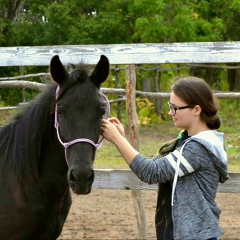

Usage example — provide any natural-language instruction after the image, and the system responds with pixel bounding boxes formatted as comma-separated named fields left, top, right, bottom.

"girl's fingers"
left=108, top=117, right=120, bottom=124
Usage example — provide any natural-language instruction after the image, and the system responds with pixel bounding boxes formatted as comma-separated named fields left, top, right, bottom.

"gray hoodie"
left=130, top=130, right=228, bottom=240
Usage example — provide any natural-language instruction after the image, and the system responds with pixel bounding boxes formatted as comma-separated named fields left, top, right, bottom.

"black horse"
left=0, top=55, right=110, bottom=239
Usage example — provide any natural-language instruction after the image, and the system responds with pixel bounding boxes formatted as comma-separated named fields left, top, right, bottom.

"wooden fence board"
left=1, top=81, right=240, bottom=99
left=93, top=170, right=240, bottom=193
left=1, top=42, right=240, bottom=66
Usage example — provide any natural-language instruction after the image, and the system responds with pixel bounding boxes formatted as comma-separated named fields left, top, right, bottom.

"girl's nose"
left=168, top=110, right=174, bottom=116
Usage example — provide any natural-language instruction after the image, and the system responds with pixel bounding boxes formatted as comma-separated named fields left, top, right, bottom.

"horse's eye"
left=98, top=107, right=105, bottom=120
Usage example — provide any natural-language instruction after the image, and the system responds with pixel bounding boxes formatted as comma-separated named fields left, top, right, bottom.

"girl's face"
left=169, top=91, right=196, bottom=129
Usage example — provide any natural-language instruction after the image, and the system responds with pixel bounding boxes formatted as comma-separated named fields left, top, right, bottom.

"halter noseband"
left=54, top=85, right=110, bottom=163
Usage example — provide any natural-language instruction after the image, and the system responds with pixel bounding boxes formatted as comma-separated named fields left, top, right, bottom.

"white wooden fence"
left=1, top=42, right=240, bottom=66
left=0, top=42, right=240, bottom=239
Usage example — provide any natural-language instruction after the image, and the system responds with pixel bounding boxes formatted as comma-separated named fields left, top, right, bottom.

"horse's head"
left=50, top=55, right=109, bottom=194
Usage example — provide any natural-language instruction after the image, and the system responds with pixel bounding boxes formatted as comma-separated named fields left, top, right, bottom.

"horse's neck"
left=39, top=120, right=68, bottom=174
left=1, top=90, right=68, bottom=184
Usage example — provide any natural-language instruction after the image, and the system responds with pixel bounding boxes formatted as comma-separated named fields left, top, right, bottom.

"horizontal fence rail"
left=0, top=81, right=240, bottom=99
left=1, top=42, right=240, bottom=66
left=93, top=170, right=240, bottom=193
left=1, top=86, right=240, bottom=112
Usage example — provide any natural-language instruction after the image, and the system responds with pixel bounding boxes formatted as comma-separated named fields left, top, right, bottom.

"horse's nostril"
left=69, top=170, right=76, bottom=182
left=69, top=169, right=94, bottom=182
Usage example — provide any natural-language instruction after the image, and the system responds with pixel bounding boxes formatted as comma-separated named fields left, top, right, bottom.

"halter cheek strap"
left=54, top=85, right=110, bottom=164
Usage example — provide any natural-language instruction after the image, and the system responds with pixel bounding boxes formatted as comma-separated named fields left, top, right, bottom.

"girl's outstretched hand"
left=101, top=117, right=139, bottom=165
left=108, top=117, right=125, bottom=137
left=101, top=117, right=125, bottom=143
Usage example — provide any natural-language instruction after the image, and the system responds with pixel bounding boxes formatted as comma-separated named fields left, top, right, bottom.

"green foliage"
left=0, top=0, right=233, bottom=47
left=136, top=98, right=160, bottom=126
left=1, top=0, right=240, bottom=47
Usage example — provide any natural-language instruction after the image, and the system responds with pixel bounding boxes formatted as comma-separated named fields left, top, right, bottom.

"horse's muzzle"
left=68, top=169, right=94, bottom=194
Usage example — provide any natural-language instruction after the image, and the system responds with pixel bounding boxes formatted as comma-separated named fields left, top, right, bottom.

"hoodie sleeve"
left=129, top=140, right=221, bottom=184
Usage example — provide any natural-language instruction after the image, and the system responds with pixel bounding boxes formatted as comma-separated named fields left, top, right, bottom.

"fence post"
left=154, top=65, right=162, bottom=118
left=115, top=64, right=122, bottom=121
left=19, top=66, right=26, bottom=102
left=125, top=64, right=148, bottom=239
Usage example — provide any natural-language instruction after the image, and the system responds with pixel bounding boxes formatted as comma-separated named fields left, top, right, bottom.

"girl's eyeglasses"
left=168, top=102, right=191, bottom=115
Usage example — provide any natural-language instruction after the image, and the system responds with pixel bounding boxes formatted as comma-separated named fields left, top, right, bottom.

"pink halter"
left=54, top=85, right=110, bottom=163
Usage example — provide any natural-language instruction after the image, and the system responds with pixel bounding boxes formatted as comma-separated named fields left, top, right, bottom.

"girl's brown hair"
left=171, top=77, right=221, bottom=129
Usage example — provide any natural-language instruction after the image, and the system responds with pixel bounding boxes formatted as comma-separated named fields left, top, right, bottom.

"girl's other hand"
left=108, top=117, right=125, bottom=137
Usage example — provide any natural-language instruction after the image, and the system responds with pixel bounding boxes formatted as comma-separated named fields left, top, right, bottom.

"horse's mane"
left=0, top=62, right=90, bottom=183
left=0, top=85, right=56, bottom=182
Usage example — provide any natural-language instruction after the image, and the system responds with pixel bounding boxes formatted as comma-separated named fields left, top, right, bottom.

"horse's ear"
left=90, top=55, right=109, bottom=88
left=50, top=55, right=69, bottom=85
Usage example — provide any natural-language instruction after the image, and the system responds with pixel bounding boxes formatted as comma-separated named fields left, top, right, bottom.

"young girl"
left=101, top=77, right=228, bottom=240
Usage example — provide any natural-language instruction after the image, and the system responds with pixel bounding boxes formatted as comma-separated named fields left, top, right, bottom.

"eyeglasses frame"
left=168, top=102, right=191, bottom=115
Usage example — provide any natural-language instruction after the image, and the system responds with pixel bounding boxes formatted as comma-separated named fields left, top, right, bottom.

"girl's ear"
left=193, top=105, right=202, bottom=116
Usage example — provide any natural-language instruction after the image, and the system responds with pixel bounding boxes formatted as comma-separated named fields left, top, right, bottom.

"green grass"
left=95, top=120, right=178, bottom=169
left=95, top=119, right=240, bottom=172
left=218, top=99, right=240, bottom=172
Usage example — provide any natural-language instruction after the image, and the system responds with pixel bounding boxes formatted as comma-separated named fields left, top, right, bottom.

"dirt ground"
left=58, top=190, right=240, bottom=240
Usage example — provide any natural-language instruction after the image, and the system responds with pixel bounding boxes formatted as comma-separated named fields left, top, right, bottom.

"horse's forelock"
left=69, top=63, right=90, bottom=83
